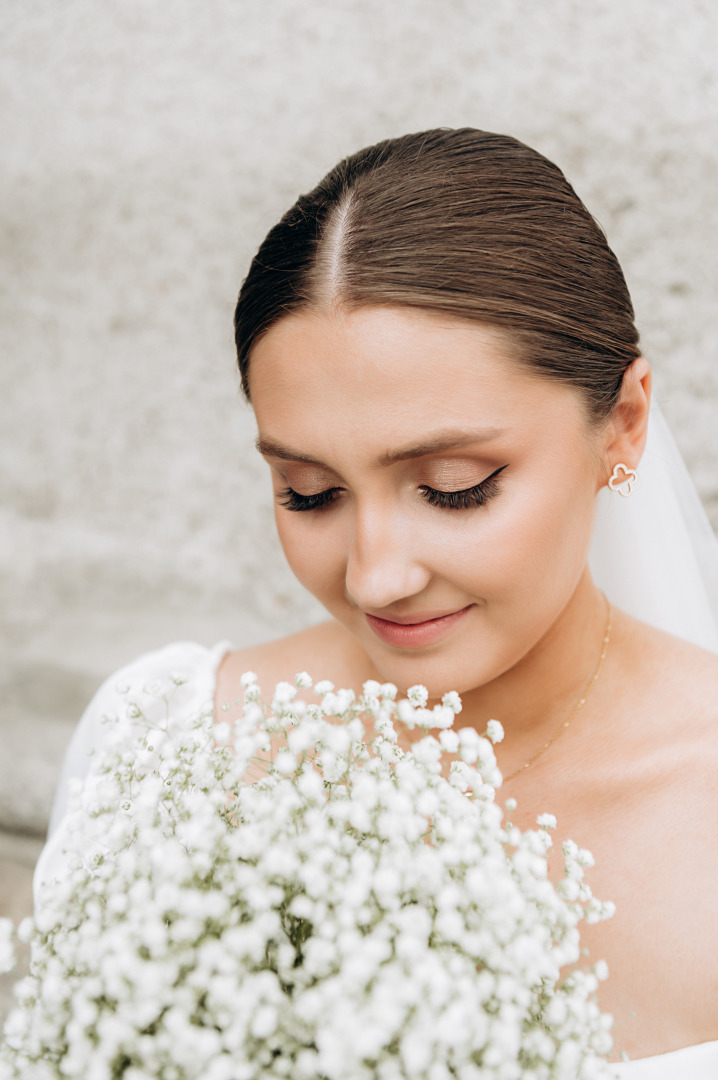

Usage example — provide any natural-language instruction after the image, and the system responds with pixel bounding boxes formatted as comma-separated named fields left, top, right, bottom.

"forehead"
left=249, top=306, right=580, bottom=453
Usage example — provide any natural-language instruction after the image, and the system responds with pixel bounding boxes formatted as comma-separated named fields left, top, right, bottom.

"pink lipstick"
left=365, top=605, right=473, bottom=650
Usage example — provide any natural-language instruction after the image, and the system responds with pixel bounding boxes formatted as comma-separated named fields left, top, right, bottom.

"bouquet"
left=0, top=669, right=617, bottom=1080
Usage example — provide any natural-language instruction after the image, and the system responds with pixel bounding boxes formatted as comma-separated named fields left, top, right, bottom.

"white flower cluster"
left=1, top=673, right=617, bottom=1080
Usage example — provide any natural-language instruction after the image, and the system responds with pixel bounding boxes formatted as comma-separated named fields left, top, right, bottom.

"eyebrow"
left=255, top=427, right=506, bottom=468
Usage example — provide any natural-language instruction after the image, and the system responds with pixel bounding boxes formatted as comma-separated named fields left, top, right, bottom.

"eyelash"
left=277, top=465, right=508, bottom=513
left=278, top=488, right=342, bottom=512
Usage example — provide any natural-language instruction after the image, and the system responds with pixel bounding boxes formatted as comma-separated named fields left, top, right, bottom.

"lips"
left=364, top=605, right=473, bottom=650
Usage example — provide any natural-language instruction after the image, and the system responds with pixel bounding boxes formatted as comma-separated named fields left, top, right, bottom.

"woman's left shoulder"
left=617, top=611, right=718, bottom=741
left=645, top=622, right=718, bottom=689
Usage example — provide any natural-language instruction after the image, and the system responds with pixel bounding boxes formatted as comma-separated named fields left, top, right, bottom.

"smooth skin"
left=217, top=306, right=718, bottom=1063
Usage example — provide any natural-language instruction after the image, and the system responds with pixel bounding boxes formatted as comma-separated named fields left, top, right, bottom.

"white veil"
left=590, top=401, right=718, bottom=654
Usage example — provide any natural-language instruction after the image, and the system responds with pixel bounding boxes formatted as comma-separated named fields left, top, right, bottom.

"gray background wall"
left=1, top=0, right=717, bottom=1007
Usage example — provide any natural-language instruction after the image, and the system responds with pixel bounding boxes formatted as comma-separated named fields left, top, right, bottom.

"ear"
left=599, top=357, right=652, bottom=488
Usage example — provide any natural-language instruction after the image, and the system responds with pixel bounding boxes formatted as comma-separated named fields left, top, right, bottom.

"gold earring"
left=608, top=463, right=638, bottom=497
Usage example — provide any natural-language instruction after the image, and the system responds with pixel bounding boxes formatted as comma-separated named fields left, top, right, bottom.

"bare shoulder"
left=613, top=608, right=718, bottom=742
left=624, top=611, right=718, bottom=685
left=214, top=620, right=379, bottom=713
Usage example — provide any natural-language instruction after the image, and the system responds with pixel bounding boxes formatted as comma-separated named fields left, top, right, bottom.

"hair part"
left=234, top=128, right=640, bottom=422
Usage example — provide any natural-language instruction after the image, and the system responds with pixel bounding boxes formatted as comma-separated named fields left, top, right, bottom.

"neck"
left=453, top=569, right=609, bottom=760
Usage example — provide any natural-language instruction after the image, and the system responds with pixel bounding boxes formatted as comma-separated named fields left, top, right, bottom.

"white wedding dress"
left=34, top=404, right=718, bottom=1079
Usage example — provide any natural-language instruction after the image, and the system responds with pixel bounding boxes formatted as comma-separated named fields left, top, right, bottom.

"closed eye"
left=277, top=465, right=508, bottom=513
left=277, top=487, right=342, bottom=512
left=419, top=464, right=508, bottom=509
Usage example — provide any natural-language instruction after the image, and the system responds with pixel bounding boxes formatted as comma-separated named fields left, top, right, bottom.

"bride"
left=37, top=129, right=718, bottom=1077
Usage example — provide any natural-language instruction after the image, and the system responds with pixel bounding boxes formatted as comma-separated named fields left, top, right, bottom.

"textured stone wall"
left=1, top=0, right=717, bottom=866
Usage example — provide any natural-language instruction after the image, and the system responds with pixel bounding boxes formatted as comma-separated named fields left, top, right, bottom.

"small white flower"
left=486, top=719, right=504, bottom=744
left=585, top=899, right=616, bottom=924
left=323, top=725, right=351, bottom=755
left=440, top=691, right=462, bottom=717
left=439, top=730, right=459, bottom=755
left=457, top=727, right=483, bottom=764
left=407, top=684, right=429, bottom=707
left=448, top=760, right=471, bottom=792
left=442, top=690, right=462, bottom=714
left=243, top=701, right=264, bottom=728
left=562, top=838, right=579, bottom=859
left=213, top=721, right=232, bottom=745
left=17, top=917, right=34, bottom=944
left=362, top=679, right=382, bottom=697
left=412, top=736, right=442, bottom=767
left=429, top=705, right=455, bottom=730
left=273, top=681, right=297, bottom=705
left=557, top=878, right=581, bottom=902
left=537, top=813, right=557, bottom=830
left=397, top=700, right=417, bottom=727
left=251, top=1004, right=278, bottom=1039
left=294, top=671, right=313, bottom=689
left=314, top=680, right=334, bottom=695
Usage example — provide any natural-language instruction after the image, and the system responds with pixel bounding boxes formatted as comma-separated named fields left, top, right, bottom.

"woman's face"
left=250, top=306, right=606, bottom=697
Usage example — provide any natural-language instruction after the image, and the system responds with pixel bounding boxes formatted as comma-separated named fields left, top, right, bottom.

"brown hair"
left=234, top=128, right=640, bottom=420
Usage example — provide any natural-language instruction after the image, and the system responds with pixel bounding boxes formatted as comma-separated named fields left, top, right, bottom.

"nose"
left=344, top=499, right=432, bottom=612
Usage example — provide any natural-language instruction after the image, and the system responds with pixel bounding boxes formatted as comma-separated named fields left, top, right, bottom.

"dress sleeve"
left=33, top=640, right=230, bottom=905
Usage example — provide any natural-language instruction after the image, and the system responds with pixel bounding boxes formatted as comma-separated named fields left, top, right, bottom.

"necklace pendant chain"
left=504, top=595, right=613, bottom=783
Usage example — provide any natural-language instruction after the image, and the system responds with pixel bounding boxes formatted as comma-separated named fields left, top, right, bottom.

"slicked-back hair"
left=234, top=128, right=640, bottom=421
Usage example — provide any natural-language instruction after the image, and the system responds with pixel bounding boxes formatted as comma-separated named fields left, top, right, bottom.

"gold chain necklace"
left=503, top=596, right=612, bottom=783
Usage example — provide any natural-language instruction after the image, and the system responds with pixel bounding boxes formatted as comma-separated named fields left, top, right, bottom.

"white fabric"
left=613, top=1039, right=718, bottom=1078
left=590, top=402, right=718, bottom=654
left=33, top=403, right=718, bottom=1078
left=33, top=640, right=231, bottom=903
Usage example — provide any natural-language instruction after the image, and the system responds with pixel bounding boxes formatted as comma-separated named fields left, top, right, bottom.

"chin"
left=360, top=641, right=488, bottom=700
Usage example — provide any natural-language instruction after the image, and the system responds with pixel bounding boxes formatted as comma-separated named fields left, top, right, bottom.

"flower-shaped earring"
left=608, top=463, right=638, bottom=497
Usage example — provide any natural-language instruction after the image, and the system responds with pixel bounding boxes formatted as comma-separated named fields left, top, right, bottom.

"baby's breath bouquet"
left=1, top=670, right=616, bottom=1080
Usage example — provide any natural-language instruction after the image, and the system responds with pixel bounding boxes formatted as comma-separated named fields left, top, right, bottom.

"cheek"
left=455, top=467, right=597, bottom=606
left=274, top=510, right=347, bottom=600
